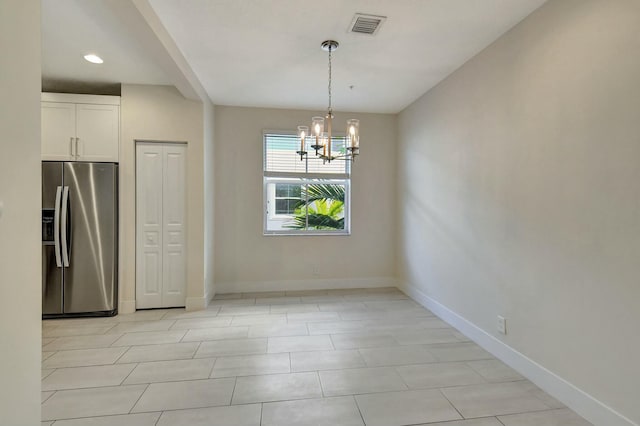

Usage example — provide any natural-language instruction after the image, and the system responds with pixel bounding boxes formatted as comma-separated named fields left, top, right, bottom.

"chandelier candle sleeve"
left=297, top=126, right=308, bottom=152
left=347, top=119, right=359, bottom=149
left=312, top=117, right=324, bottom=138
left=311, top=116, right=324, bottom=154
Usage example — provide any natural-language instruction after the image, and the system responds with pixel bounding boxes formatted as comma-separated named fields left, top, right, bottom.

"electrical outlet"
left=311, top=266, right=320, bottom=277
left=497, top=315, right=507, bottom=335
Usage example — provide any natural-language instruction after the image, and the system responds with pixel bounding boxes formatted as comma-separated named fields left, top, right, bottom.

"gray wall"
left=120, top=84, right=207, bottom=311
left=397, top=0, right=640, bottom=423
left=214, top=106, right=397, bottom=292
left=0, top=0, right=42, bottom=424
left=204, top=100, right=216, bottom=299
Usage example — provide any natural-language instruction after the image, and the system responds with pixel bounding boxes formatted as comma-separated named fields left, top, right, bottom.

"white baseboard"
left=400, top=281, right=637, bottom=426
left=119, top=297, right=206, bottom=313
left=185, top=296, right=207, bottom=312
left=118, top=299, right=136, bottom=314
left=204, top=283, right=215, bottom=307
left=215, top=277, right=397, bottom=294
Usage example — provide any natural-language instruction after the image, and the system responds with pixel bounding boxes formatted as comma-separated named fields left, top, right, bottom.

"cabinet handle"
left=70, top=137, right=75, bottom=157
left=75, top=137, right=80, bottom=159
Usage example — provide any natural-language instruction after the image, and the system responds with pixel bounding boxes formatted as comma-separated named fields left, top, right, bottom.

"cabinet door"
left=76, top=104, right=119, bottom=162
left=41, top=102, right=75, bottom=161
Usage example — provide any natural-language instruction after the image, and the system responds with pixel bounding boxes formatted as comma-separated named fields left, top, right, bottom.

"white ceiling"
left=41, top=0, right=547, bottom=113
left=41, top=0, right=172, bottom=87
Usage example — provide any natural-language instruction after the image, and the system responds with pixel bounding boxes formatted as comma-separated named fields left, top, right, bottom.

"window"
left=264, top=132, right=350, bottom=235
left=274, top=184, right=302, bottom=215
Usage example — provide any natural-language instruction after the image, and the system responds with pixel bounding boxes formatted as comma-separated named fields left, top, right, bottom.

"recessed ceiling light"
left=83, top=54, right=103, bottom=64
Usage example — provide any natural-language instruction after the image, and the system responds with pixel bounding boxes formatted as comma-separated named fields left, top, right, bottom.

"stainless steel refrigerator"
left=42, top=162, right=118, bottom=318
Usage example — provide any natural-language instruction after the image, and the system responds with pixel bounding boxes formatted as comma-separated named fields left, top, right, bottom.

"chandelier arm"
left=317, top=152, right=357, bottom=162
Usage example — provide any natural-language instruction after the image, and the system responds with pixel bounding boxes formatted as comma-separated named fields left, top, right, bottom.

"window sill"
left=263, top=230, right=351, bottom=237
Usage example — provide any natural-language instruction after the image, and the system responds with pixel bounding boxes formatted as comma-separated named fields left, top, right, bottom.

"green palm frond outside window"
left=285, top=184, right=345, bottom=230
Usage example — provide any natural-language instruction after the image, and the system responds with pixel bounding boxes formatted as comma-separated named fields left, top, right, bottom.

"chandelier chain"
left=328, top=46, right=332, bottom=115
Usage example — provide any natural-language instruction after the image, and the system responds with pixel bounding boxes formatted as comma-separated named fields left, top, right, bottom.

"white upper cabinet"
left=41, top=101, right=76, bottom=161
left=41, top=93, right=120, bottom=162
left=75, top=104, right=119, bottom=162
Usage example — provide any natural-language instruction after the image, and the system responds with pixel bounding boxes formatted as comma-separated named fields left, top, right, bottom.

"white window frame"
left=263, top=130, right=351, bottom=236
left=267, top=182, right=303, bottom=220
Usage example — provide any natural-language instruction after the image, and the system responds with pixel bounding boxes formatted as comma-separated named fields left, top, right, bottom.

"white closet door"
left=136, top=144, right=164, bottom=309
left=161, top=144, right=187, bottom=307
left=135, top=143, right=187, bottom=309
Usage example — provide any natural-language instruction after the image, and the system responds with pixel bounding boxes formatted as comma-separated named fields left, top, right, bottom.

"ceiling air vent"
left=349, top=13, right=386, bottom=36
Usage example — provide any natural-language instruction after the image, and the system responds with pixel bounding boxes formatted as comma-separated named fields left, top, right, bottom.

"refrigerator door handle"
left=61, top=186, right=70, bottom=267
left=53, top=186, right=62, bottom=268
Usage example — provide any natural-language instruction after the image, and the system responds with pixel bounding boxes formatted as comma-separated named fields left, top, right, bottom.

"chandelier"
left=296, top=40, right=360, bottom=163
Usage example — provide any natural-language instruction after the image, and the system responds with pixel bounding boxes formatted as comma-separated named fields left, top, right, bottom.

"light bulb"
left=84, top=54, right=103, bottom=64
left=346, top=119, right=359, bottom=149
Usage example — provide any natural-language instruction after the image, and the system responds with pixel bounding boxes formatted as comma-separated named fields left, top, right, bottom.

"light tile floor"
left=41, top=288, right=593, bottom=425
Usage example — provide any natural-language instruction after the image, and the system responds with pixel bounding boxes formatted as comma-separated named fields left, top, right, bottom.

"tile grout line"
left=437, top=386, right=466, bottom=421
left=177, top=329, right=187, bottom=343
left=317, top=370, right=326, bottom=398
left=229, top=376, right=239, bottom=405
left=208, top=356, right=219, bottom=379
left=128, top=383, right=150, bottom=415
left=41, top=367, right=56, bottom=380
left=40, top=373, right=534, bottom=396
left=119, top=362, right=140, bottom=386
left=352, top=393, right=367, bottom=425
left=44, top=410, right=161, bottom=424
left=328, top=333, right=337, bottom=351
left=41, top=376, right=229, bottom=394
left=41, top=390, right=56, bottom=404
left=192, top=341, right=203, bottom=359
left=112, top=346, right=132, bottom=364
